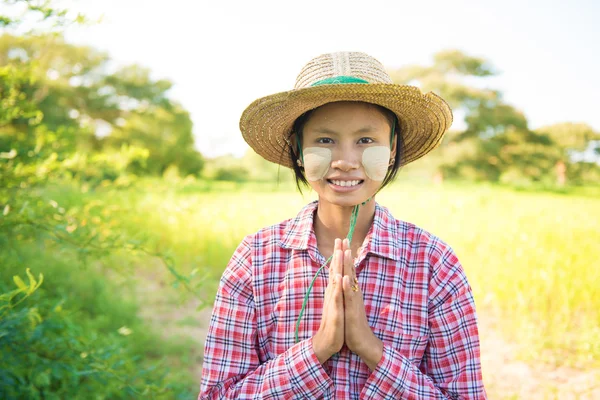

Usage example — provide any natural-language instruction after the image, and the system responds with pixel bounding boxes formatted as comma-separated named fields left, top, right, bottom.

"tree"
left=536, top=123, right=600, bottom=185
left=0, top=34, right=204, bottom=176
left=0, top=0, right=86, bottom=32
left=103, top=65, right=204, bottom=175
left=390, top=50, right=559, bottom=183
left=1, top=2, right=202, bottom=396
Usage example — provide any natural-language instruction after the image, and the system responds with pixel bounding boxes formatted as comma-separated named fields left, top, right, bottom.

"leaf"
left=13, top=276, right=27, bottom=291
left=0, top=149, right=17, bottom=159
left=28, top=308, right=43, bottom=327
left=33, top=371, right=51, bottom=387
left=0, top=289, right=21, bottom=302
left=26, top=268, right=37, bottom=288
left=25, top=268, right=43, bottom=294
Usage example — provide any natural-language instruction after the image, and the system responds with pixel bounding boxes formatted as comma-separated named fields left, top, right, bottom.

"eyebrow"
left=313, top=126, right=376, bottom=135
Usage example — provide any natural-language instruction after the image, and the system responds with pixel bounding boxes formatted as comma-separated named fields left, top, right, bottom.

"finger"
left=342, top=239, right=355, bottom=274
left=335, top=240, right=344, bottom=276
left=342, top=275, right=352, bottom=296
left=335, top=249, right=344, bottom=278
left=333, top=274, right=344, bottom=304
left=343, top=249, right=354, bottom=279
left=329, top=246, right=337, bottom=285
left=346, top=243, right=358, bottom=283
left=343, top=249, right=350, bottom=276
left=343, top=273, right=360, bottom=298
left=330, top=239, right=340, bottom=278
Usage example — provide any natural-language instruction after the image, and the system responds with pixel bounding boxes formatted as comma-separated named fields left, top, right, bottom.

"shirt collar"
left=280, top=200, right=401, bottom=262
left=280, top=201, right=318, bottom=251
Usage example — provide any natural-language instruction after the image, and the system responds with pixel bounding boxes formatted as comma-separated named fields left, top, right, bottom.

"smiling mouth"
left=327, top=179, right=364, bottom=187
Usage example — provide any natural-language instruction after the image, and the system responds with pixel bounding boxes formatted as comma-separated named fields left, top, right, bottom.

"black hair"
left=287, top=102, right=403, bottom=194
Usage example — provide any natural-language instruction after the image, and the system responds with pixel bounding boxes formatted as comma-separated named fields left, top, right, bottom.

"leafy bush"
left=213, top=165, right=250, bottom=182
left=1, top=258, right=195, bottom=399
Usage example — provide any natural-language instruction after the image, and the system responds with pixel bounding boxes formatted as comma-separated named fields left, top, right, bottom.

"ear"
left=390, top=131, right=398, bottom=161
left=289, top=132, right=305, bottom=164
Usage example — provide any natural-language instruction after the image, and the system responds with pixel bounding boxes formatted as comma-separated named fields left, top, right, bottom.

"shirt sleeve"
left=361, top=246, right=487, bottom=399
left=199, top=236, right=334, bottom=399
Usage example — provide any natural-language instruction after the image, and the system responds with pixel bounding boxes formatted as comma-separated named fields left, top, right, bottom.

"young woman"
left=199, top=52, right=486, bottom=399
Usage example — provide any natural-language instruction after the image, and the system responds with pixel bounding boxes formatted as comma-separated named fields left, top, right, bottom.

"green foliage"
left=0, top=0, right=86, bottom=32
left=202, top=149, right=294, bottom=183
left=0, top=268, right=43, bottom=317
left=0, top=33, right=204, bottom=178
left=389, top=49, right=497, bottom=110
left=538, top=122, right=600, bottom=152
left=213, top=165, right=249, bottom=181
left=1, top=3, right=205, bottom=398
left=565, top=161, right=600, bottom=185
left=0, top=254, right=196, bottom=399
left=390, top=50, right=599, bottom=185
left=0, top=175, right=204, bottom=397
left=432, top=49, right=496, bottom=77
left=535, top=122, right=600, bottom=183
left=0, top=62, right=41, bottom=125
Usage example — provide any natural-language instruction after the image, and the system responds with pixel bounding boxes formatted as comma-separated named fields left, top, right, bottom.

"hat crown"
left=294, top=52, right=393, bottom=89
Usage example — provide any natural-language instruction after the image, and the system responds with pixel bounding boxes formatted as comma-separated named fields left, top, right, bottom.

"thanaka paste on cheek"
left=303, top=147, right=332, bottom=181
left=303, top=146, right=390, bottom=182
left=362, top=146, right=390, bottom=181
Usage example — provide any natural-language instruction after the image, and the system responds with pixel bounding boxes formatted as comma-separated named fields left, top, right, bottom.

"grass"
left=8, top=177, right=598, bottom=397
left=46, top=177, right=598, bottom=369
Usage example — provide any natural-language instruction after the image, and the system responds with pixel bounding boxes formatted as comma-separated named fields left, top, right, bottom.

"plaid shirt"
left=199, top=201, right=486, bottom=399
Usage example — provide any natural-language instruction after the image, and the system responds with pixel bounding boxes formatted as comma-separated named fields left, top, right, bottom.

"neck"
left=314, top=199, right=376, bottom=256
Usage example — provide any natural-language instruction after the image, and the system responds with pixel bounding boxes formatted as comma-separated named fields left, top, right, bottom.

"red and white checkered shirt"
left=199, top=201, right=486, bottom=399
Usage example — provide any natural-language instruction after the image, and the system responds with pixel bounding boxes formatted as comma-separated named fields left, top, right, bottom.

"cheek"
left=362, top=146, right=390, bottom=181
left=303, top=147, right=331, bottom=181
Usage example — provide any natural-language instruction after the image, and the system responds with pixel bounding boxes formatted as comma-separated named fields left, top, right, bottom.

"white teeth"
left=331, top=180, right=361, bottom=187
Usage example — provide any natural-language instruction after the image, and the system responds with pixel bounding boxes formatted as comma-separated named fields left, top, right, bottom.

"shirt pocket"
left=372, top=325, right=428, bottom=366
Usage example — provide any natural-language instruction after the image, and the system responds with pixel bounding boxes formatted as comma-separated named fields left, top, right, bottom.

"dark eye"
left=358, top=137, right=374, bottom=144
left=317, top=138, right=334, bottom=144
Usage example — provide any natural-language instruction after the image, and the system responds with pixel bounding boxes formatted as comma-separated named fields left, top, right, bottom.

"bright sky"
left=63, top=0, right=600, bottom=157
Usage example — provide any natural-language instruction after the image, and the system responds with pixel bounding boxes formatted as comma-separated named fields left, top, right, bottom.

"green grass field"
left=4, top=178, right=599, bottom=398
left=66, top=178, right=600, bottom=368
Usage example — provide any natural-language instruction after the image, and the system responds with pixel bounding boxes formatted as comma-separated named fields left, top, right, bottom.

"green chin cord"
left=294, top=199, right=369, bottom=344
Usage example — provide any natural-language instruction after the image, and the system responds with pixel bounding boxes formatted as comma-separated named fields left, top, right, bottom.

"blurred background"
left=1, top=0, right=599, bottom=398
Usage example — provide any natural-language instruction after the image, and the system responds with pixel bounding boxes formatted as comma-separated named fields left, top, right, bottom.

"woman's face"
left=301, top=101, right=396, bottom=208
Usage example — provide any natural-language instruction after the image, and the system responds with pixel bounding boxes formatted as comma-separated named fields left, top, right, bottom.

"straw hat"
left=239, top=51, right=452, bottom=168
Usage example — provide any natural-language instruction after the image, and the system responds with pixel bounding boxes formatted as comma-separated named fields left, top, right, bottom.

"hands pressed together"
left=312, top=238, right=384, bottom=371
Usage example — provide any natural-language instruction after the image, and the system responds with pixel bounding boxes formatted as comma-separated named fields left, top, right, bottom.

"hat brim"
left=239, top=83, right=453, bottom=168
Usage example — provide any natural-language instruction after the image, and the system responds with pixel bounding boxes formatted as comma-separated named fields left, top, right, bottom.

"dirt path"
left=136, top=275, right=600, bottom=399
left=478, top=317, right=600, bottom=399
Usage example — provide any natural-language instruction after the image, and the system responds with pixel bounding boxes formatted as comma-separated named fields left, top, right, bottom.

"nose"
left=331, top=154, right=360, bottom=172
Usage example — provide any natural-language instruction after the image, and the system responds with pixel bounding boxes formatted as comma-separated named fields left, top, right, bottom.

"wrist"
left=356, top=335, right=383, bottom=371
left=312, top=334, right=333, bottom=364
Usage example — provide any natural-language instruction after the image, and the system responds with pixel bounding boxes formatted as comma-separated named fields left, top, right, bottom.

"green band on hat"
left=311, top=76, right=369, bottom=86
